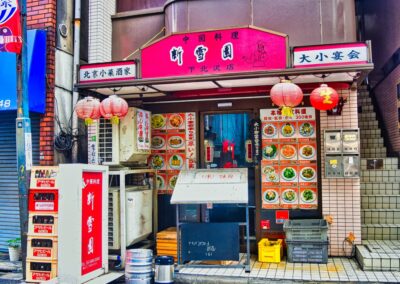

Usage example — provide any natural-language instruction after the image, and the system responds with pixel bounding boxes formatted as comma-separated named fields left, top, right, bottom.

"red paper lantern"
left=310, top=84, right=339, bottom=111
left=100, top=95, right=129, bottom=124
left=75, top=96, right=101, bottom=125
left=270, top=80, right=303, bottom=117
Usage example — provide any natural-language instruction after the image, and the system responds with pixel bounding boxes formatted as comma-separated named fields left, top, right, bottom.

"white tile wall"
left=88, top=0, right=115, bottom=63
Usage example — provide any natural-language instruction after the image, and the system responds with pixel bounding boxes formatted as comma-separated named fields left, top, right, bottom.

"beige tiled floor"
left=177, top=256, right=400, bottom=282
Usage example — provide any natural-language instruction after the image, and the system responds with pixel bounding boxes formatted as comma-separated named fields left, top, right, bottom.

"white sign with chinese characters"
left=87, top=121, right=98, bottom=165
left=79, top=61, right=136, bottom=83
left=260, top=107, right=316, bottom=122
left=293, top=43, right=368, bottom=68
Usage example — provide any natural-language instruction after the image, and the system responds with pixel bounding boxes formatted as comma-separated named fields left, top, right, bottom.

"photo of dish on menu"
left=151, top=112, right=197, bottom=195
left=260, top=107, right=318, bottom=210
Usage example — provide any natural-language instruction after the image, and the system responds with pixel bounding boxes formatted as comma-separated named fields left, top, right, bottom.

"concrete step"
left=359, top=104, right=375, bottom=113
left=361, top=148, right=387, bottom=159
left=359, top=97, right=372, bottom=106
left=361, top=182, right=400, bottom=195
left=356, top=240, right=400, bottom=271
left=362, top=224, right=400, bottom=241
left=359, top=112, right=376, bottom=121
left=360, top=137, right=384, bottom=145
left=361, top=195, right=400, bottom=209
left=361, top=157, right=398, bottom=170
left=361, top=169, right=400, bottom=178
left=360, top=129, right=382, bottom=136
left=362, top=209, right=400, bottom=224
left=359, top=120, right=379, bottom=129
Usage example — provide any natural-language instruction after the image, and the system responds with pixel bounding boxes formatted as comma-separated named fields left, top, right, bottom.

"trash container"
left=154, top=256, right=174, bottom=284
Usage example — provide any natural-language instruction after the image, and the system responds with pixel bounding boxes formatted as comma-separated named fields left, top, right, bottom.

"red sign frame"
left=81, top=172, right=103, bottom=275
left=141, top=26, right=288, bottom=78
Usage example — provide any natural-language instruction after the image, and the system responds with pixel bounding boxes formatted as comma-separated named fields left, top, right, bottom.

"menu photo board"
left=150, top=112, right=197, bottom=194
left=260, top=107, right=318, bottom=210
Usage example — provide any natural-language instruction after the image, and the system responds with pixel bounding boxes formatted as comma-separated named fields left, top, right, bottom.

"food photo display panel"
left=150, top=112, right=197, bottom=194
left=260, top=107, right=318, bottom=210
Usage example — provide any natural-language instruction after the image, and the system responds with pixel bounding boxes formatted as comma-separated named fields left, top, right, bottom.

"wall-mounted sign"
left=249, top=118, right=262, bottom=164
left=79, top=61, right=136, bottom=84
left=141, top=26, right=288, bottom=78
left=293, top=42, right=369, bottom=68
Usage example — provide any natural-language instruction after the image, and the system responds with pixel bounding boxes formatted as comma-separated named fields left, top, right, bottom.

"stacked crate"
left=283, top=219, right=329, bottom=263
left=26, top=167, right=59, bottom=282
left=156, top=227, right=177, bottom=262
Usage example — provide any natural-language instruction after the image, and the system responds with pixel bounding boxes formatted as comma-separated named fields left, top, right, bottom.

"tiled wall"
left=89, top=0, right=115, bottom=63
left=320, top=89, right=361, bottom=256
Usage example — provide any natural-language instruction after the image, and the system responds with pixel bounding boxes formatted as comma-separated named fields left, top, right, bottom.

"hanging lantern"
left=270, top=80, right=303, bottom=117
left=310, top=84, right=339, bottom=111
left=100, top=95, right=129, bottom=124
left=75, top=96, right=101, bottom=125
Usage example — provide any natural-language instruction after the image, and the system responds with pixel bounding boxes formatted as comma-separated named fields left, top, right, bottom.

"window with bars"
left=98, top=118, right=114, bottom=163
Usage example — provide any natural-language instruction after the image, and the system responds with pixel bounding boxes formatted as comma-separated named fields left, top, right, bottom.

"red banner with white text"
left=0, top=0, right=22, bottom=54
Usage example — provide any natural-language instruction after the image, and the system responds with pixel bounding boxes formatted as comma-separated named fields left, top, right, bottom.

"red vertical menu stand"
left=26, top=166, right=59, bottom=282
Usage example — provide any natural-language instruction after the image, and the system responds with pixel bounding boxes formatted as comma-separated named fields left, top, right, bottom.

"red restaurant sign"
left=0, top=0, right=22, bottom=53
left=81, top=171, right=103, bottom=275
left=141, top=26, right=288, bottom=78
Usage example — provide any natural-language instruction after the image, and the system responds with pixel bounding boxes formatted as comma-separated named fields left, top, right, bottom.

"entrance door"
left=200, top=112, right=255, bottom=228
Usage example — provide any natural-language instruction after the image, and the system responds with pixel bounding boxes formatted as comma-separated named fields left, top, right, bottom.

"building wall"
left=112, top=0, right=357, bottom=60
left=358, top=0, right=400, bottom=154
left=320, top=89, right=361, bottom=256
left=27, top=0, right=57, bottom=166
left=373, top=66, right=400, bottom=153
left=89, top=0, right=116, bottom=62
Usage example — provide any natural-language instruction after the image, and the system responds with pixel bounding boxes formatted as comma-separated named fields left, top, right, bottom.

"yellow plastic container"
left=258, top=238, right=283, bottom=263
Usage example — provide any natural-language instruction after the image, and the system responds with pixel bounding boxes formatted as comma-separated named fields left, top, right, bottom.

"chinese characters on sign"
left=79, top=61, right=136, bottom=83
left=136, top=109, right=151, bottom=151
left=87, top=121, right=98, bottom=165
left=142, top=27, right=287, bottom=78
left=260, top=107, right=318, bottom=210
left=293, top=43, right=368, bottom=68
left=81, top=172, right=102, bottom=276
left=249, top=119, right=262, bottom=164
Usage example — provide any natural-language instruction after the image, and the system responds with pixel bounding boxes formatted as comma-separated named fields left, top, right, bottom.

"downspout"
left=71, top=0, right=81, bottom=163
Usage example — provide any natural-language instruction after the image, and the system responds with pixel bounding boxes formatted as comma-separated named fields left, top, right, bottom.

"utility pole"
left=16, top=0, right=31, bottom=279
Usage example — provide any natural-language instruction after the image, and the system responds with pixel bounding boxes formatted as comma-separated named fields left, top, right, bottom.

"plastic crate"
left=27, top=236, right=58, bottom=260
left=26, top=259, right=57, bottom=282
left=29, top=189, right=58, bottom=213
left=28, top=213, right=58, bottom=236
left=283, top=219, right=328, bottom=241
left=258, top=238, right=283, bottom=263
left=286, top=240, right=329, bottom=263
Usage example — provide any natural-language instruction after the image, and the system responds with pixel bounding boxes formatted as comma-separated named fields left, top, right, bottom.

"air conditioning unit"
left=107, top=187, right=153, bottom=250
left=108, top=189, right=120, bottom=250
left=88, top=107, right=151, bottom=166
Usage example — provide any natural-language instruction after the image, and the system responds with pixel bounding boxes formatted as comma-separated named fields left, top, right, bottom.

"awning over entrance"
left=76, top=26, right=373, bottom=99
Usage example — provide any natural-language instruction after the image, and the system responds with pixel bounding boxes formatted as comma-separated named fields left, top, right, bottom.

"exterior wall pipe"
left=16, top=0, right=31, bottom=278
left=72, top=0, right=81, bottom=162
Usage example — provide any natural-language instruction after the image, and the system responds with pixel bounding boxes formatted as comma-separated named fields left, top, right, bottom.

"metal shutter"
left=0, top=112, right=41, bottom=251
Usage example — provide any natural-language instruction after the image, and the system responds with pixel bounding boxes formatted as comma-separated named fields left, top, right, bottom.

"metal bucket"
left=154, top=256, right=174, bottom=284
left=125, top=249, right=153, bottom=283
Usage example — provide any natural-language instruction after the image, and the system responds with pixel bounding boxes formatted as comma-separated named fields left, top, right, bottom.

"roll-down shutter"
left=0, top=112, right=41, bottom=251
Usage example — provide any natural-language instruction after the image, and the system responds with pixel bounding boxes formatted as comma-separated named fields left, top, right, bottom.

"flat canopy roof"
left=76, top=64, right=373, bottom=100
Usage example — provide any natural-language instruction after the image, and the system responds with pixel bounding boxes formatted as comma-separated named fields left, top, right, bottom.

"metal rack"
left=108, top=168, right=157, bottom=267
left=171, top=168, right=251, bottom=272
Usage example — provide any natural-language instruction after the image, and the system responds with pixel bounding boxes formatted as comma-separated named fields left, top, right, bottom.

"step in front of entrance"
left=356, top=240, right=400, bottom=271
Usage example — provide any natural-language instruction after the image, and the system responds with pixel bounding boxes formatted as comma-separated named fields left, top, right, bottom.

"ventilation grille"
left=98, top=118, right=113, bottom=164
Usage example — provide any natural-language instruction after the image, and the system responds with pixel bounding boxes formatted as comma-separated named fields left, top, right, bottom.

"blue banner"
left=0, top=29, right=47, bottom=113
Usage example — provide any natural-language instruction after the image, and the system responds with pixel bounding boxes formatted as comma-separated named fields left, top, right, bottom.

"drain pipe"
left=71, top=0, right=81, bottom=163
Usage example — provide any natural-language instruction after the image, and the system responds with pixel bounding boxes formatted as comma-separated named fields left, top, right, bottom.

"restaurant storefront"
left=77, top=21, right=372, bottom=258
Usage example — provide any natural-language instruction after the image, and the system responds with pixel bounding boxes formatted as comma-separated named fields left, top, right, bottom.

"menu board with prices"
left=150, top=113, right=197, bottom=194
left=260, top=107, right=318, bottom=210
left=324, top=129, right=360, bottom=178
